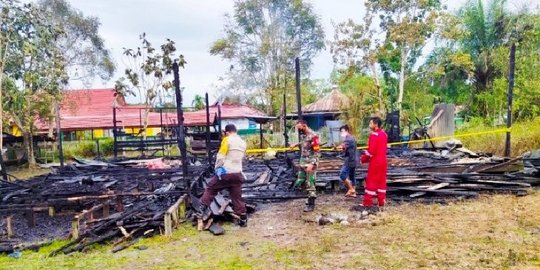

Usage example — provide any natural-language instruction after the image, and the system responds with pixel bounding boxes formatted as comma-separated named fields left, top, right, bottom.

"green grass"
left=1, top=193, right=539, bottom=269
left=457, top=118, right=540, bottom=156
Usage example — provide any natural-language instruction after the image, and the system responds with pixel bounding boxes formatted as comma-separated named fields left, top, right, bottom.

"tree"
left=37, top=0, right=115, bottom=86
left=1, top=0, right=67, bottom=168
left=115, top=33, right=185, bottom=138
left=210, top=0, right=325, bottom=115
left=337, top=73, right=379, bottom=139
left=2, top=0, right=113, bottom=167
left=426, top=0, right=539, bottom=119
left=36, top=0, right=115, bottom=138
left=331, top=0, right=442, bottom=112
left=192, top=94, right=205, bottom=110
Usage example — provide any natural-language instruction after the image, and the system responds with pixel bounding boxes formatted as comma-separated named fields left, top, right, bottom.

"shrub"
left=99, top=138, right=114, bottom=156
left=78, top=141, right=97, bottom=157
left=457, top=118, right=540, bottom=156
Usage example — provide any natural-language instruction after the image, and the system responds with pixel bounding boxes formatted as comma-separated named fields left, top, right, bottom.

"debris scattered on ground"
left=1, top=146, right=540, bottom=251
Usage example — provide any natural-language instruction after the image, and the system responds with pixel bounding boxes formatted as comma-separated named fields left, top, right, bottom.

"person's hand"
left=305, top=164, right=314, bottom=173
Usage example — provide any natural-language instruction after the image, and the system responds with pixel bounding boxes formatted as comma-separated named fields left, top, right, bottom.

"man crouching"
left=198, top=124, right=248, bottom=226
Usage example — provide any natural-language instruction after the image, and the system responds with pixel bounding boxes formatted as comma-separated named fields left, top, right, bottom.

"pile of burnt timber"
left=2, top=147, right=540, bottom=250
left=0, top=158, right=204, bottom=254
left=302, top=149, right=540, bottom=202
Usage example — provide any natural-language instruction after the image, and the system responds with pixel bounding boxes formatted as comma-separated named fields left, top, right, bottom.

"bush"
left=99, top=138, right=114, bottom=156
left=78, top=141, right=97, bottom=157
left=457, top=118, right=540, bottom=156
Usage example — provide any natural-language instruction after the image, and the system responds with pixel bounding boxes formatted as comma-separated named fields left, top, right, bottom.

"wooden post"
left=71, top=217, right=80, bottom=239
left=173, top=61, right=188, bottom=181
left=164, top=213, right=172, bottom=236
left=283, top=82, right=289, bottom=147
left=205, top=92, right=211, bottom=163
left=102, top=200, right=110, bottom=217
left=259, top=123, right=264, bottom=149
left=295, top=57, right=302, bottom=121
left=6, top=215, right=13, bottom=238
left=55, top=101, right=64, bottom=168
left=163, top=195, right=187, bottom=237
left=505, top=43, right=516, bottom=157
left=26, top=210, right=36, bottom=227
left=295, top=57, right=302, bottom=144
left=217, top=102, right=222, bottom=141
left=179, top=199, right=186, bottom=219
left=116, top=196, right=124, bottom=212
left=113, top=107, right=118, bottom=158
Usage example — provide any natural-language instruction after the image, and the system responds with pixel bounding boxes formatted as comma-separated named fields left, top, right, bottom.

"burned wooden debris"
left=1, top=147, right=540, bottom=252
left=1, top=158, right=203, bottom=254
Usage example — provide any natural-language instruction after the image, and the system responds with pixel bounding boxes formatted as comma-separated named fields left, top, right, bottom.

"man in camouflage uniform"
left=291, top=120, right=320, bottom=212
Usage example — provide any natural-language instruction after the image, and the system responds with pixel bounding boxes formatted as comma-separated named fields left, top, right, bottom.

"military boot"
left=303, top=197, right=316, bottom=212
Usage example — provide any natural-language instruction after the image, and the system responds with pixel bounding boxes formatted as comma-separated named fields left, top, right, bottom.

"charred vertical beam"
left=505, top=43, right=516, bottom=157
left=295, top=57, right=302, bottom=144
left=160, top=108, right=165, bottom=156
left=205, top=92, right=212, bottom=163
left=295, top=57, right=302, bottom=121
left=139, top=108, right=144, bottom=156
left=173, top=61, right=189, bottom=179
left=217, top=102, right=222, bottom=141
left=113, top=107, right=118, bottom=158
left=283, top=78, right=289, bottom=147
left=0, top=153, right=7, bottom=181
left=55, top=102, right=64, bottom=168
left=260, top=123, right=264, bottom=149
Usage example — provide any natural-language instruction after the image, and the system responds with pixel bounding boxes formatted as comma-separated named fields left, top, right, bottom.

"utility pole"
left=504, top=43, right=516, bottom=157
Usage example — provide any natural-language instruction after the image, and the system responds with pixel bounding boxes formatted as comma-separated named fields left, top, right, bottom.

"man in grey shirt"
left=337, top=124, right=358, bottom=197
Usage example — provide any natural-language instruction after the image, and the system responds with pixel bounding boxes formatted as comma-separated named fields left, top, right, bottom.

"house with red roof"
left=24, top=89, right=272, bottom=140
left=190, top=102, right=276, bottom=135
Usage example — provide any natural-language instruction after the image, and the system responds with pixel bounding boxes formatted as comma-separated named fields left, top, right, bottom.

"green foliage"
left=210, top=0, right=325, bottom=115
left=99, top=138, right=114, bottom=156
left=458, top=118, right=540, bottom=156
left=36, top=0, right=115, bottom=84
left=116, top=33, right=184, bottom=106
left=77, top=141, right=97, bottom=157
left=1, top=0, right=67, bottom=167
left=191, top=94, right=205, bottom=110
left=429, top=0, right=540, bottom=118
left=332, top=0, right=443, bottom=112
left=1, top=0, right=115, bottom=167
left=115, top=33, right=185, bottom=137
left=337, top=73, right=379, bottom=137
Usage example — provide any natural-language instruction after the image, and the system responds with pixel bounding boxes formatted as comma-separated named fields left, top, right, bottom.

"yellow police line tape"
left=245, top=127, right=511, bottom=154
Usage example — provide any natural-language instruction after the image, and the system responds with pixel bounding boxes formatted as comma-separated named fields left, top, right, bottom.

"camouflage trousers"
left=294, top=161, right=317, bottom=198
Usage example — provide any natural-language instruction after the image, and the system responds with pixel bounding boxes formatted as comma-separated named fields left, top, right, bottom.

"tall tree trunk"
left=22, top=130, right=36, bottom=168
left=397, top=46, right=407, bottom=111
left=143, top=108, right=150, bottom=140
left=370, top=61, right=384, bottom=115
left=0, top=41, right=8, bottom=152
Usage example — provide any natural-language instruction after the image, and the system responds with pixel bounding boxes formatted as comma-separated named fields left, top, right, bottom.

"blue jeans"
left=339, top=165, right=356, bottom=185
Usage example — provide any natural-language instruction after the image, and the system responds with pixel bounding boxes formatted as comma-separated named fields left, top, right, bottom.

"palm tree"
left=460, top=0, right=508, bottom=93
left=192, top=94, right=205, bottom=110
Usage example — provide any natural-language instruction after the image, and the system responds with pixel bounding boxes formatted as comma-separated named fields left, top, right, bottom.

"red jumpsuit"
left=360, top=128, right=388, bottom=207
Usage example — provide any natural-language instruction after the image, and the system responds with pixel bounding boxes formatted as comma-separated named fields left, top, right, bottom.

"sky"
left=65, top=0, right=538, bottom=105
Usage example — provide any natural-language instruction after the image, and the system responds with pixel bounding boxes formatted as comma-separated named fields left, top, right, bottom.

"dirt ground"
left=1, top=191, right=539, bottom=270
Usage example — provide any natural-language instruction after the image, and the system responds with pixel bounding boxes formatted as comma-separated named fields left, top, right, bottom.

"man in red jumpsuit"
left=352, top=116, right=388, bottom=212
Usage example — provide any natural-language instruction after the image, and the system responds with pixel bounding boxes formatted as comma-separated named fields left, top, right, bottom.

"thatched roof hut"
left=302, top=88, right=348, bottom=114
